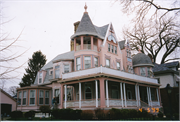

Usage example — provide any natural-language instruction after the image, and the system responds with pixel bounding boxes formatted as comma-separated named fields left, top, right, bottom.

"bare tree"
left=8, top=86, right=19, bottom=96
left=118, top=0, right=180, bottom=64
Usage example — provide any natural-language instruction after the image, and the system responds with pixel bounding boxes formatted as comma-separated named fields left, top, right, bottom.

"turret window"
left=94, top=57, right=98, bottom=67
left=55, top=65, right=60, bottom=78
left=140, top=67, right=146, bottom=76
left=84, top=56, right=91, bottom=69
left=76, top=57, right=81, bottom=71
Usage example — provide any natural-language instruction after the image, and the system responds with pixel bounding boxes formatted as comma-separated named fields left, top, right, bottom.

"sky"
left=1, top=0, right=177, bottom=91
left=1, top=0, right=134, bottom=90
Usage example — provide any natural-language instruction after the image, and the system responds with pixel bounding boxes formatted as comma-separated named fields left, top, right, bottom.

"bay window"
left=45, top=91, right=49, bottom=104
left=23, top=91, right=26, bottom=105
left=147, top=67, right=151, bottom=77
left=84, top=56, right=91, bottom=69
left=64, top=64, right=69, bottom=73
left=76, top=57, right=81, bottom=71
left=106, top=59, right=110, bottom=68
left=94, top=57, right=98, bottom=67
left=30, top=90, right=35, bottom=105
left=55, top=65, right=60, bottom=78
left=39, top=90, right=44, bottom=104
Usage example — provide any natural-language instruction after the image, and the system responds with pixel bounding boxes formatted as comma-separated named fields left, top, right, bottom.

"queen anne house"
left=17, top=5, right=161, bottom=112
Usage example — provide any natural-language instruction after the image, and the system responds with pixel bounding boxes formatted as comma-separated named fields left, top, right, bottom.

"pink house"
left=17, top=5, right=161, bottom=112
left=0, top=89, right=16, bottom=116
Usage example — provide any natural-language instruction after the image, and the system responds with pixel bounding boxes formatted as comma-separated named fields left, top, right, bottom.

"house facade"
left=17, top=6, right=161, bottom=112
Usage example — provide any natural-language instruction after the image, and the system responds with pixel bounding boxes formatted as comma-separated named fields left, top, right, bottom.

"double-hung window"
left=55, top=65, right=60, bottom=78
left=94, top=57, right=98, bottom=67
left=108, top=44, right=110, bottom=52
left=45, top=91, right=49, bottom=104
left=39, top=72, right=42, bottom=83
left=111, top=85, right=119, bottom=99
left=18, top=92, right=22, bottom=105
left=106, top=59, right=110, bottom=68
left=115, top=46, right=117, bottom=54
left=117, top=62, right=120, bottom=70
left=30, top=90, right=35, bottom=105
left=84, top=56, right=91, bottom=69
left=39, top=90, right=44, bottom=105
left=55, top=89, right=59, bottom=104
left=85, top=83, right=92, bottom=99
left=140, top=67, right=146, bottom=76
left=64, top=64, right=69, bottom=73
left=23, top=91, right=26, bottom=105
left=76, top=57, right=81, bottom=70
left=112, top=45, right=114, bottom=53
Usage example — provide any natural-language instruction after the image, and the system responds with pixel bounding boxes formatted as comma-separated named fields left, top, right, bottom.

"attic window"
left=49, top=70, right=53, bottom=75
left=39, top=72, right=42, bottom=83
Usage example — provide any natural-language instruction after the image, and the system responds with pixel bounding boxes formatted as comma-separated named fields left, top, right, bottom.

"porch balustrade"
left=75, top=44, right=97, bottom=51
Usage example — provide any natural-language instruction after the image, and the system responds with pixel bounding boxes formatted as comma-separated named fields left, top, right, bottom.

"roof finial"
left=84, top=3, right=87, bottom=13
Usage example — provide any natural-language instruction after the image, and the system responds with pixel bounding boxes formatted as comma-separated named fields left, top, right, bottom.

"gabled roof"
left=118, top=40, right=125, bottom=50
left=153, top=61, right=179, bottom=74
left=71, top=12, right=108, bottom=39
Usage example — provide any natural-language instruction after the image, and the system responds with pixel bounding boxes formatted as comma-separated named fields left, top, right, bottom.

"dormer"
left=38, top=70, right=46, bottom=84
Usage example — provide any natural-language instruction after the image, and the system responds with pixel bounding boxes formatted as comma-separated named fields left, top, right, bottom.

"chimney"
left=74, top=21, right=80, bottom=33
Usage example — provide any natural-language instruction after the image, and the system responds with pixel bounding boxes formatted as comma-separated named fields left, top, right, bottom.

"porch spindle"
left=95, top=80, right=98, bottom=107
left=135, top=84, right=138, bottom=107
left=149, top=87, right=152, bottom=106
left=123, top=83, right=127, bottom=107
left=156, top=88, right=160, bottom=106
left=106, top=80, right=109, bottom=107
left=120, top=82, right=124, bottom=107
left=79, top=82, right=81, bottom=108
left=147, top=87, right=150, bottom=106
left=65, top=85, right=67, bottom=108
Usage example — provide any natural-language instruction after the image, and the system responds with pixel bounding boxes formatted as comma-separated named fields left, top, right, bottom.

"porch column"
left=60, top=84, right=64, bottom=109
left=91, top=36, right=94, bottom=50
left=149, top=87, right=152, bottom=106
left=99, top=78, right=105, bottom=108
left=74, top=38, right=76, bottom=51
left=64, top=85, right=67, bottom=108
left=81, top=36, right=83, bottom=50
left=156, top=88, right=160, bottom=106
left=147, top=87, right=150, bottom=106
left=79, top=82, right=81, bottom=108
left=135, top=84, right=138, bottom=107
left=95, top=80, right=98, bottom=107
left=106, top=80, right=109, bottom=107
left=123, top=83, right=127, bottom=107
left=137, top=85, right=140, bottom=107
left=120, top=82, right=124, bottom=107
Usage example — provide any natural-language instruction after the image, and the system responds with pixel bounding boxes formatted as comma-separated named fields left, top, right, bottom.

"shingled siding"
left=126, top=100, right=137, bottom=106
left=152, top=101, right=160, bottom=106
left=109, top=99, right=123, bottom=107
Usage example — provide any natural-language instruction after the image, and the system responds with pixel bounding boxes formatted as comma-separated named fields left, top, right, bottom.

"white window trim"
left=76, top=57, right=81, bottom=71
left=22, top=91, right=27, bottom=106
left=18, top=91, right=22, bottom=106
left=39, top=90, right=44, bottom=105
left=38, top=72, right=43, bottom=84
left=45, top=91, right=50, bottom=105
left=84, top=56, right=91, bottom=69
left=29, top=90, right=36, bottom=106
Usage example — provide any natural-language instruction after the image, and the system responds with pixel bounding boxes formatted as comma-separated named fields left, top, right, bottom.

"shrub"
left=24, top=110, right=36, bottom=118
left=51, top=109, right=60, bottom=119
left=39, top=105, right=51, bottom=114
left=165, top=113, right=171, bottom=118
left=173, top=113, right=179, bottom=120
left=81, top=110, right=94, bottom=120
left=94, top=108, right=107, bottom=120
left=10, top=111, right=23, bottom=118
left=128, top=109, right=138, bottom=118
left=70, top=109, right=82, bottom=120
left=60, top=108, right=74, bottom=120
left=157, top=111, right=163, bottom=118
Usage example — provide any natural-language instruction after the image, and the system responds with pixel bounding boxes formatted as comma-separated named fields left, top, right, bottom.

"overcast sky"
left=1, top=0, right=175, bottom=91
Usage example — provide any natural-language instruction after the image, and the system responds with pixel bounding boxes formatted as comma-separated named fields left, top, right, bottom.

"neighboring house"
left=153, top=61, right=180, bottom=114
left=153, top=61, right=180, bottom=88
left=0, top=89, right=17, bottom=116
left=17, top=5, right=161, bottom=112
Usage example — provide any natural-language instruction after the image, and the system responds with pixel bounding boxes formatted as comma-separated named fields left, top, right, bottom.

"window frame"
left=111, top=45, right=114, bottom=53
left=55, top=65, right=60, bottom=79
left=115, top=46, right=117, bottom=54
left=45, top=91, right=49, bottom=105
left=22, top=91, right=27, bottom=105
left=94, top=57, right=98, bottom=67
left=140, top=67, right=146, bottom=76
left=29, top=90, right=36, bottom=105
left=108, top=44, right=110, bottom=52
left=117, top=62, right=120, bottom=70
left=111, top=85, right=119, bottom=99
left=76, top=57, right=81, bottom=71
left=106, top=59, right=110, bottom=68
left=64, top=64, right=70, bottom=73
left=84, top=56, right=91, bottom=69
left=39, top=72, right=42, bottom=84
left=39, top=90, right=44, bottom=105
left=18, top=91, right=22, bottom=106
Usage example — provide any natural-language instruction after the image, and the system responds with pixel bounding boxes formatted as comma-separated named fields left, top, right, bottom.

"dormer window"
left=55, top=65, right=60, bottom=78
left=39, top=72, right=42, bottom=83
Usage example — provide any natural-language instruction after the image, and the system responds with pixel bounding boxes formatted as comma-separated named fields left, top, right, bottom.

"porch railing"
left=76, top=44, right=97, bottom=51
left=62, top=66, right=158, bottom=84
